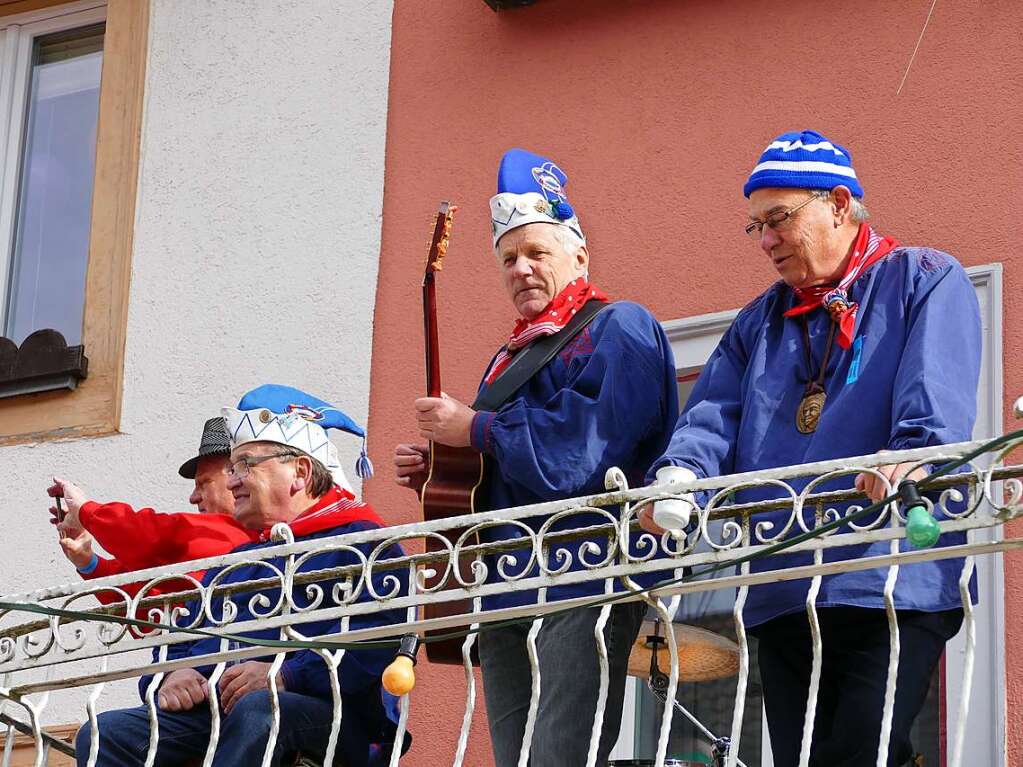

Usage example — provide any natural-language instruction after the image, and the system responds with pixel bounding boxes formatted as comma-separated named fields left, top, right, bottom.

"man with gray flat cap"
left=50, top=416, right=251, bottom=587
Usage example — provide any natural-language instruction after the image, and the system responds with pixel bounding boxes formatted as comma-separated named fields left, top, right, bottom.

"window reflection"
left=5, top=24, right=104, bottom=345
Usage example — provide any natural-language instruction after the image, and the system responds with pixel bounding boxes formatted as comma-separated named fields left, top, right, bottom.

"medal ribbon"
left=784, top=223, right=898, bottom=349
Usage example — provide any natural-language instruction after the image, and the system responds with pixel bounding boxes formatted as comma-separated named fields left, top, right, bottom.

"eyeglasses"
left=744, top=193, right=823, bottom=239
left=227, top=451, right=294, bottom=479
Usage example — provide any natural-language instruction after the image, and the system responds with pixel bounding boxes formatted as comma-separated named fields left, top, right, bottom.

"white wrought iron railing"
left=2, top=418, right=1023, bottom=767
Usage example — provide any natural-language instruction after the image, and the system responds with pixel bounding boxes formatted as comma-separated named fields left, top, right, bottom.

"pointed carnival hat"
left=743, top=130, right=863, bottom=199
left=489, top=147, right=586, bottom=247
left=221, top=384, right=373, bottom=494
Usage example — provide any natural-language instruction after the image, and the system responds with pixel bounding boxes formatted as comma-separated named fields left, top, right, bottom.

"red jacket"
left=78, top=487, right=383, bottom=603
left=76, top=499, right=257, bottom=615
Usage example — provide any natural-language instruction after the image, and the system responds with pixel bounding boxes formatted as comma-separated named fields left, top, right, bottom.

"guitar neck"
left=423, top=273, right=442, bottom=397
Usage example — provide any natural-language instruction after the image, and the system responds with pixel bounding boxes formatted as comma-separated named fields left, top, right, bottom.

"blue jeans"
left=478, top=602, right=645, bottom=767
left=75, top=690, right=373, bottom=767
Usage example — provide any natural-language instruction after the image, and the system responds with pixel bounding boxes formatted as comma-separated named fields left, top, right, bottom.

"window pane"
left=633, top=561, right=765, bottom=764
left=4, top=24, right=104, bottom=345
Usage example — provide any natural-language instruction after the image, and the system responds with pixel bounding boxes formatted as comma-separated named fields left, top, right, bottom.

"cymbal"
left=627, top=620, right=740, bottom=683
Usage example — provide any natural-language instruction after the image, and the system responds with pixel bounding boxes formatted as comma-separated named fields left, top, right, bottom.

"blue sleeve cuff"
left=279, top=660, right=297, bottom=692
left=470, top=410, right=496, bottom=454
left=644, top=457, right=704, bottom=486
left=76, top=553, right=99, bottom=575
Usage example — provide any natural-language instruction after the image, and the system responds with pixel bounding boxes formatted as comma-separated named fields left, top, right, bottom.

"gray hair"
left=493, top=223, right=585, bottom=257
left=551, top=225, right=586, bottom=256
left=811, top=188, right=870, bottom=223
left=270, top=444, right=334, bottom=498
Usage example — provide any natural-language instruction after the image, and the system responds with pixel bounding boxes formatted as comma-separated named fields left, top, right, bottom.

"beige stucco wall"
left=1, top=0, right=394, bottom=721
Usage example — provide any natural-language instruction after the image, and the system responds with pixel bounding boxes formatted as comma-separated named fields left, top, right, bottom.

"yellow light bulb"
left=382, top=655, right=416, bottom=696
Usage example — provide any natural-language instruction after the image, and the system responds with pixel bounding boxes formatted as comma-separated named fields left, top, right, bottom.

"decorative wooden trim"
left=0, top=329, right=88, bottom=397
left=0, top=0, right=81, bottom=17
left=0, top=0, right=146, bottom=445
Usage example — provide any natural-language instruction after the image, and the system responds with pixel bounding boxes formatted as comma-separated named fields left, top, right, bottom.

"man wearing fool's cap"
left=78, top=385, right=412, bottom=767
left=395, top=148, right=679, bottom=766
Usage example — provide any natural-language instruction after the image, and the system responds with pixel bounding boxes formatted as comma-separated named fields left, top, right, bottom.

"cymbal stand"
left=646, top=621, right=746, bottom=767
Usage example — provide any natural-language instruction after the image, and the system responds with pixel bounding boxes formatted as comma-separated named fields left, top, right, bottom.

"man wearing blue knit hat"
left=641, top=130, right=981, bottom=765
left=395, top=148, right=679, bottom=766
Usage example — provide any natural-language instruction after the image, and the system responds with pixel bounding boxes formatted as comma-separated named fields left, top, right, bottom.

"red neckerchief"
left=484, top=279, right=608, bottom=384
left=258, top=486, right=385, bottom=542
left=784, top=223, right=899, bottom=349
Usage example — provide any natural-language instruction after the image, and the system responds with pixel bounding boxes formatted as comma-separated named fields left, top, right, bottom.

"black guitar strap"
left=471, top=299, right=610, bottom=412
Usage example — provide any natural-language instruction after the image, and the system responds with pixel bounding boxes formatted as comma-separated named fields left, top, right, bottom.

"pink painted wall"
left=366, top=1, right=1023, bottom=764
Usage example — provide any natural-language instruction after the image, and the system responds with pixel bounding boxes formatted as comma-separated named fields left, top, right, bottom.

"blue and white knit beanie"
left=743, top=130, right=863, bottom=199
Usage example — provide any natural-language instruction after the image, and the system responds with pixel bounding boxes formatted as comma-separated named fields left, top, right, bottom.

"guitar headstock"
left=424, top=201, right=456, bottom=277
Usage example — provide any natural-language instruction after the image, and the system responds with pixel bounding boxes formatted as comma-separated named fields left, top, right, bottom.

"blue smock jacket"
left=140, top=519, right=409, bottom=759
left=650, top=248, right=981, bottom=628
left=469, top=301, right=679, bottom=609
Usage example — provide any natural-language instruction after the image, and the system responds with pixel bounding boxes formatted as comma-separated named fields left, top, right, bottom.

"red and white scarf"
left=258, top=486, right=385, bottom=542
left=484, top=279, right=608, bottom=385
left=784, top=223, right=899, bottom=349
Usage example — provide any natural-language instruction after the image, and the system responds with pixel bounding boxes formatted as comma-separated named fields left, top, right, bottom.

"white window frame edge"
left=0, top=1, right=107, bottom=333
left=959, top=262, right=1006, bottom=766
left=645, top=263, right=1005, bottom=766
left=663, top=307, right=739, bottom=371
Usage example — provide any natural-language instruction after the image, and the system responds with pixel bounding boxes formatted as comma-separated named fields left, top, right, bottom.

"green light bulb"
left=905, top=504, right=940, bottom=549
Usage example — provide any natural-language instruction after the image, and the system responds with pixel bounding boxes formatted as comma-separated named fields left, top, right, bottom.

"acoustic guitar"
left=419, top=201, right=484, bottom=664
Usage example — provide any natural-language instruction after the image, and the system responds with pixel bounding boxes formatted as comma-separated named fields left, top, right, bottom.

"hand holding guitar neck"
left=415, top=392, right=474, bottom=448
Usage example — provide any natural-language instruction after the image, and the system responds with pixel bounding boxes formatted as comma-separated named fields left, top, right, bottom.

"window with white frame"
left=0, top=3, right=105, bottom=394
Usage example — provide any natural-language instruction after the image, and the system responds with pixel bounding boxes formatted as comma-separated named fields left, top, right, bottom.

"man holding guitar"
left=394, top=148, right=678, bottom=767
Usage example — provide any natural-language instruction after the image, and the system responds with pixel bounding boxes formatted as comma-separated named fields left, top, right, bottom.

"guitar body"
left=418, top=202, right=485, bottom=665
left=420, top=443, right=483, bottom=664
left=422, top=443, right=483, bottom=519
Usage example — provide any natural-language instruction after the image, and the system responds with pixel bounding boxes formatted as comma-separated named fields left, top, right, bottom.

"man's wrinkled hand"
left=639, top=466, right=697, bottom=536
left=639, top=497, right=696, bottom=537
left=394, top=443, right=429, bottom=495
left=158, top=668, right=209, bottom=712
left=415, top=393, right=475, bottom=448
left=58, top=528, right=96, bottom=570
left=47, top=477, right=88, bottom=532
left=218, top=661, right=282, bottom=715
left=855, top=462, right=927, bottom=504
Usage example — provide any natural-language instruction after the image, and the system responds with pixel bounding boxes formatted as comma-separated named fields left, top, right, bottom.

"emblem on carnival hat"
left=489, top=148, right=585, bottom=246
left=743, top=130, right=863, bottom=199
left=222, top=384, right=374, bottom=493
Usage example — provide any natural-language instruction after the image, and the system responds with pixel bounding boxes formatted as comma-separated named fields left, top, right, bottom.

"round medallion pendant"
left=796, top=390, right=826, bottom=434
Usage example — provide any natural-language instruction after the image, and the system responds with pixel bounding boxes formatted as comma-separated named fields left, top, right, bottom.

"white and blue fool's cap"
left=222, top=384, right=375, bottom=493
left=489, top=148, right=586, bottom=247
left=744, top=130, right=864, bottom=199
